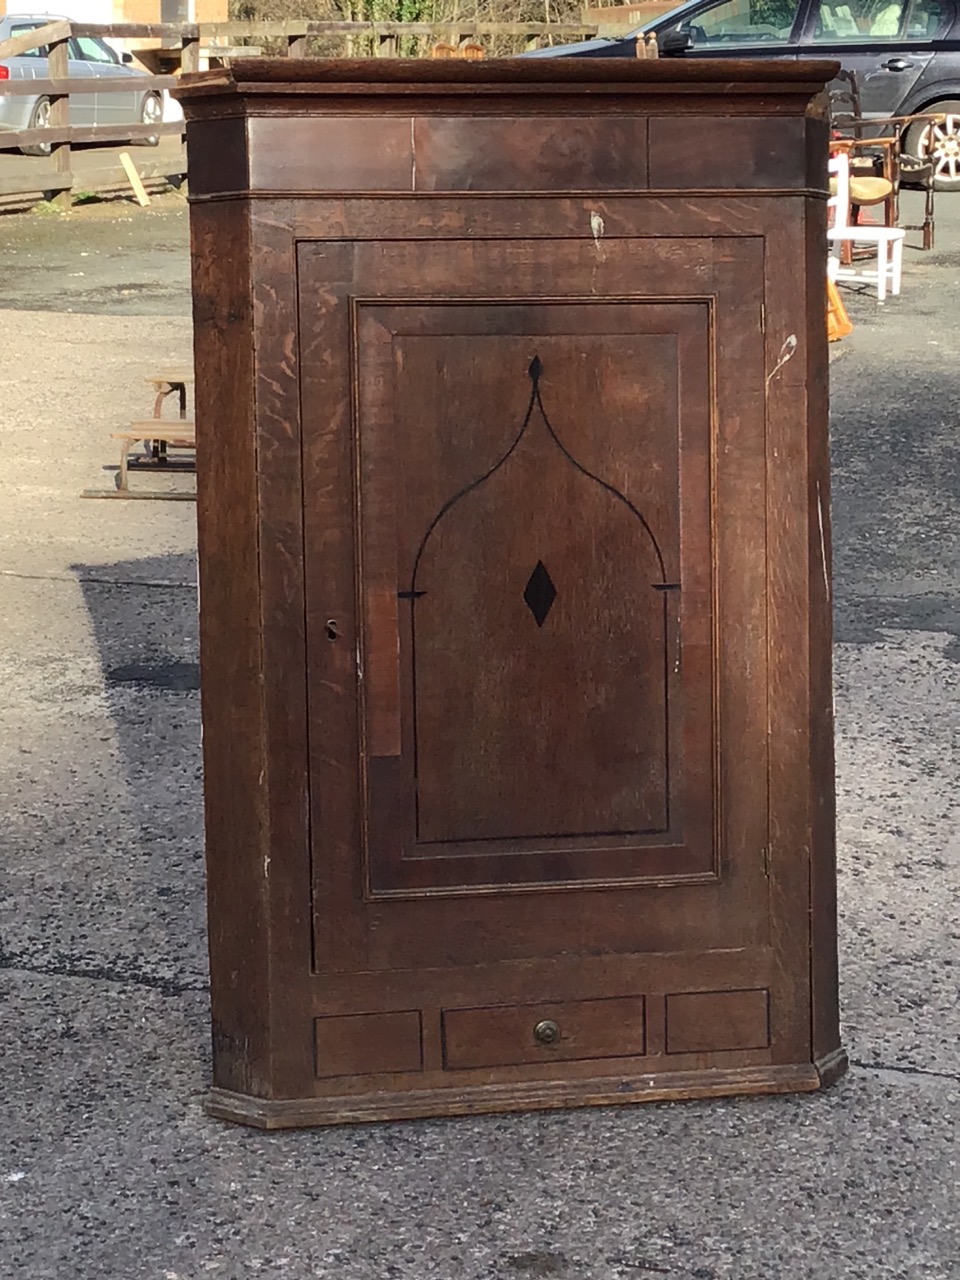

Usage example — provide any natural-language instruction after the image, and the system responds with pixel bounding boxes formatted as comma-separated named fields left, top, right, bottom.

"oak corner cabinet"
left=176, top=57, right=846, bottom=1129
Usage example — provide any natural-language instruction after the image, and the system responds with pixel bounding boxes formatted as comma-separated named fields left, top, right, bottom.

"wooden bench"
left=146, top=367, right=194, bottom=419
left=112, top=422, right=196, bottom=493
left=82, top=366, right=197, bottom=500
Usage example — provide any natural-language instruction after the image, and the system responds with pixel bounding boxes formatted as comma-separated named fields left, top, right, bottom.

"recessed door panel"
left=352, top=301, right=711, bottom=895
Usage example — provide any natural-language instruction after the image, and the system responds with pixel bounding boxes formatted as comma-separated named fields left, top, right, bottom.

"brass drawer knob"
left=533, top=1018, right=561, bottom=1046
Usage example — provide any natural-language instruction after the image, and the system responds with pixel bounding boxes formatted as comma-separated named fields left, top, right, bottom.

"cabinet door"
left=298, top=235, right=775, bottom=978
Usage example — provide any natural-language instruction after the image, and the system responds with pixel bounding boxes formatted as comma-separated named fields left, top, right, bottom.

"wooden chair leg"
left=841, top=219, right=855, bottom=267
left=923, top=183, right=935, bottom=250
left=117, top=438, right=132, bottom=492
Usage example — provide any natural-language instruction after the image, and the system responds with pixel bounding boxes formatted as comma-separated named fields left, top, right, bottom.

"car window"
left=813, top=0, right=949, bottom=39
left=10, top=23, right=49, bottom=58
left=679, top=0, right=803, bottom=46
left=70, top=35, right=119, bottom=64
left=904, top=0, right=952, bottom=36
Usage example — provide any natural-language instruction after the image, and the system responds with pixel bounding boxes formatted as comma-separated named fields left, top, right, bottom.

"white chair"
left=827, top=152, right=905, bottom=303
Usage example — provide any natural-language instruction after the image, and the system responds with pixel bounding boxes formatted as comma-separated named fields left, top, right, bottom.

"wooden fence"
left=0, top=16, right=623, bottom=206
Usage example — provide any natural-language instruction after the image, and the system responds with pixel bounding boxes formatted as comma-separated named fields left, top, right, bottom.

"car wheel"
left=21, top=97, right=53, bottom=158
left=138, top=93, right=162, bottom=147
left=903, top=101, right=960, bottom=191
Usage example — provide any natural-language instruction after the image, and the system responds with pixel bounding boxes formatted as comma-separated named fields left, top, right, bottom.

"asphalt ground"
left=0, top=191, right=957, bottom=1280
left=0, top=190, right=191, bottom=315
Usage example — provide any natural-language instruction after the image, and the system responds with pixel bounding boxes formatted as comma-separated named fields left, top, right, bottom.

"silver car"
left=0, top=15, right=162, bottom=155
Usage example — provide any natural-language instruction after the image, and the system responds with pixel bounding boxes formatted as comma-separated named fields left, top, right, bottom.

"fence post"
left=181, top=31, right=201, bottom=74
left=47, top=32, right=71, bottom=209
left=287, top=32, right=306, bottom=56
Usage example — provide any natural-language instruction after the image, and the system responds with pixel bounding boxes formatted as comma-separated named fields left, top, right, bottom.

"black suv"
left=525, top=0, right=960, bottom=187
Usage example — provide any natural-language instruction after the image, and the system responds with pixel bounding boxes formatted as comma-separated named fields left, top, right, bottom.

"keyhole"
left=325, top=619, right=340, bottom=640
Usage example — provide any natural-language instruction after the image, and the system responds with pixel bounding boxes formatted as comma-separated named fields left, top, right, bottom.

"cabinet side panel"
left=250, top=207, right=314, bottom=1092
left=191, top=199, right=271, bottom=1097
left=805, top=180, right=842, bottom=1066
left=762, top=182, right=838, bottom=1068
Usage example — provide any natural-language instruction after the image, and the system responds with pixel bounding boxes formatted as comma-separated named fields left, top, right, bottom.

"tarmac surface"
left=0, top=191, right=958, bottom=1280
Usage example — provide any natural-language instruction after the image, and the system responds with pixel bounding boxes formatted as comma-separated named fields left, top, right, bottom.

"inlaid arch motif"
left=404, top=356, right=674, bottom=847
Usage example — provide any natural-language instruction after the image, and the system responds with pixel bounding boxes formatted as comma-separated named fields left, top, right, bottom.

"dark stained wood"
left=647, top=116, right=809, bottom=189
left=341, top=295, right=703, bottom=892
left=412, top=116, right=650, bottom=191
left=277, top=195, right=806, bottom=241
left=183, top=55, right=839, bottom=87
left=183, top=118, right=247, bottom=197
left=206, top=1059, right=823, bottom=1129
left=665, top=989, right=770, bottom=1055
left=188, top=198, right=273, bottom=1097
left=245, top=208, right=315, bottom=1089
left=248, top=117, right=414, bottom=192
left=315, top=1011, right=423, bottom=1077
left=178, top=59, right=846, bottom=1127
left=178, top=59, right=842, bottom=126
left=761, top=171, right=841, bottom=1071
left=804, top=163, right=844, bottom=1066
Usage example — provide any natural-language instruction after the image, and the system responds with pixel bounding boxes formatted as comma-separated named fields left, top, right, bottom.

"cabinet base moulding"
left=205, top=1057, right=847, bottom=1130
left=814, top=1046, right=850, bottom=1087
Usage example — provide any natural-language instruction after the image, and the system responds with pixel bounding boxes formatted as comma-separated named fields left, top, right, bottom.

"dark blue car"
left=525, top=0, right=960, bottom=187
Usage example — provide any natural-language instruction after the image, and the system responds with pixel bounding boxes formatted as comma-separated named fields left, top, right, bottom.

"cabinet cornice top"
left=176, top=56, right=839, bottom=117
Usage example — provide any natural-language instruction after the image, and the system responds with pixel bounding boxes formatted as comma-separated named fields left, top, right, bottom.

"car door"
left=5, top=22, right=92, bottom=128
left=655, top=0, right=807, bottom=59
left=69, top=35, right=136, bottom=126
left=799, top=0, right=952, bottom=114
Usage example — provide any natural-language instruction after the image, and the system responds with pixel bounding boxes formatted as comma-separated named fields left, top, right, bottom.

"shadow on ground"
left=0, top=551, right=207, bottom=994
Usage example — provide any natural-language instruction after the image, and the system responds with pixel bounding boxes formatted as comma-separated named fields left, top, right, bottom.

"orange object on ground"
left=827, top=277, right=853, bottom=341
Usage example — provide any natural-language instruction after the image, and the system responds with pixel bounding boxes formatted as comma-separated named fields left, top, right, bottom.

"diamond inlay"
left=523, top=561, right=557, bottom=628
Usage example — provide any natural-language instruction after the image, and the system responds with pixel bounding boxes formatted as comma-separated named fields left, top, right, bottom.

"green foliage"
left=749, top=0, right=798, bottom=25
left=228, top=0, right=585, bottom=36
left=356, top=0, right=425, bottom=18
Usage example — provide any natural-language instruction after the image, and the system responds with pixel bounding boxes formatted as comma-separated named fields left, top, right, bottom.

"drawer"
left=442, top=996, right=645, bottom=1070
